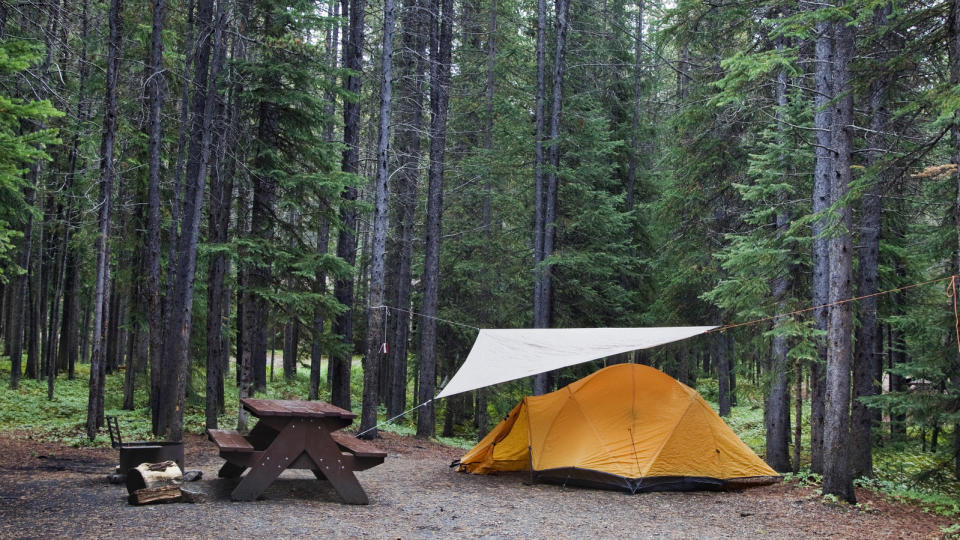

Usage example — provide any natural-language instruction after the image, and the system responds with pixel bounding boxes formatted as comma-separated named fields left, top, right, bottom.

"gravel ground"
left=0, top=432, right=950, bottom=539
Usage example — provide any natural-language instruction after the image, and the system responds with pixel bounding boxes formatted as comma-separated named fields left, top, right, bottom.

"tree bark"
left=625, top=0, right=643, bottom=217
left=533, top=0, right=570, bottom=396
left=715, top=332, right=730, bottom=417
left=765, top=31, right=792, bottom=474
left=360, top=0, right=397, bottom=438
left=851, top=2, right=894, bottom=479
left=416, top=0, right=453, bottom=437
left=165, top=0, right=196, bottom=322
left=728, top=337, right=737, bottom=406
left=531, top=0, right=546, bottom=354
left=385, top=0, right=427, bottom=418
left=481, top=0, right=497, bottom=234
left=809, top=16, right=834, bottom=476
left=105, top=273, right=122, bottom=375
left=9, top=194, right=33, bottom=389
left=86, top=0, right=123, bottom=440
left=205, top=29, right=235, bottom=428
left=47, top=202, right=68, bottom=399
left=146, top=0, right=167, bottom=434
left=947, top=0, right=960, bottom=479
left=793, top=357, right=803, bottom=472
left=24, top=175, right=41, bottom=382
left=308, top=0, right=339, bottom=402
left=331, top=0, right=367, bottom=411
left=541, top=0, right=569, bottom=333
left=156, top=0, right=227, bottom=440
left=310, top=218, right=331, bottom=400
left=822, top=9, right=856, bottom=503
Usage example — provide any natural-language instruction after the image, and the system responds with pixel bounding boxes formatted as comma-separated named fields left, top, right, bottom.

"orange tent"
left=456, top=364, right=779, bottom=492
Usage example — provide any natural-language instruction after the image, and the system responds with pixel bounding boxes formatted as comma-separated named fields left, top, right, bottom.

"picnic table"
left=207, top=398, right=386, bottom=504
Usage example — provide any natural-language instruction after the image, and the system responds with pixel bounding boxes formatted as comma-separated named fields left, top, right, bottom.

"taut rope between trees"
left=357, top=274, right=960, bottom=435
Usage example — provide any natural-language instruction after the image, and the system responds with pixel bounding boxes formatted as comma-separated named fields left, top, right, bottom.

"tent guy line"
left=355, top=274, right=958, bottom=438
left=357, top=399, right=433, bottom=437
left=372, top=273, right=957, bottom=340
left=369, top=304, right=482, bottom=331
left=709, top=273, right=958, bottom=336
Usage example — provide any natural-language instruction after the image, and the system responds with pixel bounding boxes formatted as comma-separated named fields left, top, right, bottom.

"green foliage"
left=862, top=443, right=960, bottom=517
left=0, top=38, right=63, bottom=279
left=783, top=469, right=823, bottom=488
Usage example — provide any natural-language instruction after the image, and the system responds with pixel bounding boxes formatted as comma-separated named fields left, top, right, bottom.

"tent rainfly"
left=455, top=363, right=780, bottom=492
left=435, top=327, right=716, bottom=399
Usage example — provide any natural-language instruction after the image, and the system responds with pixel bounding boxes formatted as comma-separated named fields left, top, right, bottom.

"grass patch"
left=0, top=355, right=444, bottom=447
left=3, top=355, right=959, bottom=516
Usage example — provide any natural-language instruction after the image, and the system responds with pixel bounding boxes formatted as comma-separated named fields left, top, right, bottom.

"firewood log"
left=125, top=460, right=183, bottom=494
left=128, top=485, right=182, bottom=505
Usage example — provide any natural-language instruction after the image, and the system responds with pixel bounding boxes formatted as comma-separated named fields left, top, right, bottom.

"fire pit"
left=106, top=416, right=184, bottom=479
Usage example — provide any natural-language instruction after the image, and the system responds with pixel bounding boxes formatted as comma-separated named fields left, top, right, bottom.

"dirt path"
left=0, top=432, right=949, bottom=538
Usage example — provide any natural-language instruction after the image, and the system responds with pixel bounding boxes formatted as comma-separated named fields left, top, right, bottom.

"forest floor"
left=0, top=431, right=953, bottom=539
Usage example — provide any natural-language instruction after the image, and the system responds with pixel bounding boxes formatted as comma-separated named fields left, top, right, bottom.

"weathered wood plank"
left=331, top=431, right=387, bottom=459
left=241, top=398, right=355, bottom=419
left=207, top=429, right=255, bottom=453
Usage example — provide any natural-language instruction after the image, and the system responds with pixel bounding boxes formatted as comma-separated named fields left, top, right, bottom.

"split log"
left=129, top=485, right=182, bottom=505
left=125, top=460, right=183, bottom=494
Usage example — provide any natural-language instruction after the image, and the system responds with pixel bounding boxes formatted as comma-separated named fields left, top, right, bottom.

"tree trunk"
left=86, top=0, right=123, bottom=440
left=122, top=225, right=147, bottom=410
left=809, top=16, right=834, bottom=476
left=25, top=191, right=40, bottom=381
left=481, top=0, right=497, bottom=234
left=473, top=0, right=495, bottom=433
left=765, top=318, right=791, bottom=472
left=283, top=319, right=299, bottom=380
left=540, top=0, right=570, bottom=334
left=146, top=0, right=167, bottom=434
left=205, top=38, right=234, bottom=428
left=47, top=205, right=68, bottom=400
left=57, top=247, right=78, bottom=379
left=79, top=288, right=92, bottom=371
left=122, top=309, right=141, bottom=410
left=416, top=0, right=453, bottom=438
left=156, top=0, right=227, bottom=441
left=822, top=9, right=856, bottom=503
left=27, top=0, right=62, bottom=384
left=360, top=0, right=397, bottom=438
left=385, top=0, right=427, bottom=418
left=533, top=0, right=570, bottom=396
left=793, top=357, right=803, bottom=472
left=531, top=0, right=546, bottom=359
left=310, top=218, right=331, bottom=400
left=246, top=88, right=280, bottom=393
left=8, top=215, right=29, bottom=388
left=728, top=338, right=738, bottom=406
left=331, top=0, right=367, bottom=411
left=715, top=332, right=730, bottom=417
left=948, top=0, right=960, bottom=480
left=765, top=31, right=792, bottom=474
left=166, top=0, right=197, bottom=316
left=851, top=2, right=894, bottom=479
left=105, top=275, right=122, bottom=375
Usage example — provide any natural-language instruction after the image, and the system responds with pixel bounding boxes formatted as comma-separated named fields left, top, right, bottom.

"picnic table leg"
left=231, top=422, right=304, bottom=501
left=305, top=434, right=369, bottom=505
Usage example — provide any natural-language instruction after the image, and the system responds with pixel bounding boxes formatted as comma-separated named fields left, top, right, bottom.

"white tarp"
left=435, top=326, right=717, bottom=398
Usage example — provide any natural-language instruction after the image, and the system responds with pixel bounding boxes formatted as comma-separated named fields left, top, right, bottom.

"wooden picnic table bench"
left=207, top=398, right=386, bottom=504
